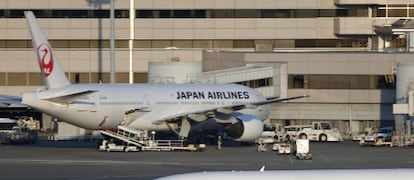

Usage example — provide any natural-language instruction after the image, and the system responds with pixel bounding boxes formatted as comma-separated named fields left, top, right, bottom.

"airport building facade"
left=1, top=0, right=414, bottom=136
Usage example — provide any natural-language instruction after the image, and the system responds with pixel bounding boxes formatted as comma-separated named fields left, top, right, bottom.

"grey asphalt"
left=0, top=140, right=413, bottom=180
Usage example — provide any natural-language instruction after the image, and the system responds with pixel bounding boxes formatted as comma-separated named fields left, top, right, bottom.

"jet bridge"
left=392, top=63, right=414, bottom=147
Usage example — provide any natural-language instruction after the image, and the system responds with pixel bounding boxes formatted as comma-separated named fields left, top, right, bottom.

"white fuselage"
left=157, top=169, right=414, bottom=180
left=22, top=83, right=269, bottom=131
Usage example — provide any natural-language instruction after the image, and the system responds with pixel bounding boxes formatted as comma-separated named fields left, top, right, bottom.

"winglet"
left=259, top=165, right=265, bottom=172
left=24, top=11, right=71, bottom=89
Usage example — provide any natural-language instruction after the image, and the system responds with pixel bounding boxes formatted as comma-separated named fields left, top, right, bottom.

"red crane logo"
left=37, top=43, right=54, bottom=77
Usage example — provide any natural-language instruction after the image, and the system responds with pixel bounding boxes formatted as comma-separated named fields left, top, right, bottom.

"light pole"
left=110, top=0, right=115, bottom=84
left=129, top=0, right=135, bottom=84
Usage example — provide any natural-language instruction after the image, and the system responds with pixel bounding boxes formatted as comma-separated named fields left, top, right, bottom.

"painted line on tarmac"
left=0, top=158, right=281, bottom=167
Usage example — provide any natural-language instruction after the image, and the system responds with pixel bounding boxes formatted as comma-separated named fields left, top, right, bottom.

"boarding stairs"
left=100, top=125, right=149, bottom=148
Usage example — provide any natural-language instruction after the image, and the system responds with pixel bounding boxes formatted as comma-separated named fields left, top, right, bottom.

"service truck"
left=295, top=122, right=343, bottom=142
left=359, top=127, right=394, bottom=146
left=0, top=126, right=38, bottom=144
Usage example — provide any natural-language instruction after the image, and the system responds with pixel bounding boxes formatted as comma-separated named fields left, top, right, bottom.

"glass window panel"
left=234, top=40, right=254, bottom=48
left=69, top=41, right=90, bottom=48
left=295, top=40, right=316, bottom=47
left=6, top=40, right=28, bottom=48
left=7, top=73, right=27, bottom=86
left=348, top=9, right=368, bottom=17
left=50, top=40, right=69, bottom=48
left=274, top=40, right=294, bottom=48
left=134, top=73, right=148, bottom=83
left=72, top=73, right=90, bottom=83
left=116, top=10, right=129, bottom=18
left=152, top=40, right=172, bottom=48
left=193, top=40, right=212, bottom=48
left=275, top=10, right=291, bottom=18
left=134, top=40, right=151, bottom=48
left=71, top=10, right=88, bottom=18
left=0, top=41, right=5, bottom=48
left=212, top=10, right=234, bottom=18
left=172, top=40, right=193, bottom=48
left=377, top=8, right=386, bottom=17
left=137, top=10, right=153, bottom=18
left=376, top=75, right=395, bottom=89
left=101, top=73, right=110, bottom=84
left=295, top=9, right=318, bottom=18
left=0, top=73, right=6, bottom=85
left=261, top=10, right=277, bottom=18
left=308, top=75, right=327, bottom=89
left=336, top=9, right=348, bottom=17
left=115, top=40, right=128, bottom=48
left=9, top=10, right=24, bottom=18
left=89, top=40, right=109, bottom=48
left=194, top=10, right=206, bottom=18
left=235, top=10, right=258, bottom=18
left=52, top=10, right=71, bottom=18
left=90, top=73, right=101, bottom=83
left=116, top=73, right=129, bottom=83
left=389, top=9, right=407, bottom=17
left=329, top=76, right=350, bottom=89
left=173, top=10, right=192, bottom=18
left=350, top=75, right=370, bottom=89
left=213, top=40, right=233, bottom=48
left=315, top=40, right=338, bottom=47
left=94, top=10, right=109, bottom=18
left=289, top=75, right=305, bottom=89
left=319, top=10, right=336, bottom=17
left=159, top=10, right=171, bottom=18
left=28, top=73, right=43, bottom=86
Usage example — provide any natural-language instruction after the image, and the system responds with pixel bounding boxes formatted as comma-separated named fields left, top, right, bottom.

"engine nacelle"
left=223, top=114, right=263, bottom=142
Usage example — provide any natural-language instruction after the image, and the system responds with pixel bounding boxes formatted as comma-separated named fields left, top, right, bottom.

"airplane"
left=156, top=168, right=414, bottom=180
left=0, top=11, right=307, bottom=142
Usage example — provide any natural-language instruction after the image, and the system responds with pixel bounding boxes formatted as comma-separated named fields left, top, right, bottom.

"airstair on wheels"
left=99, top=125, right=204, bottom=152
left=99, top=125, right=149, bottom=151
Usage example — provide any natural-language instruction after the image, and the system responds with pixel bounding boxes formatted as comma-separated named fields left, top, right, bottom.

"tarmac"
left=0, top=140, right=413, bottom=180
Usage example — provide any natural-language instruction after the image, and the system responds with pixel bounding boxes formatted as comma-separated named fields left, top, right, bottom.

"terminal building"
left=1, top=0, right=414, bottom=137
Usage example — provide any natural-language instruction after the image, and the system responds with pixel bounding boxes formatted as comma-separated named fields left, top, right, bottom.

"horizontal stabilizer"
left=41, top=90, right=98, bottom=104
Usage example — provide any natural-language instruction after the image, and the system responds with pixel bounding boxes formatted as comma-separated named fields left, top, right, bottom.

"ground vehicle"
left=255, top=123, right=283, bottom=144
left=295, top=139, right=312, bottom=160
left=283, top=125, right=312, bottom=141
left=359, top=127, right=394, bottom=146
left=296, top=122, right=343, bottom=142
left=0, top=126, right=38, bottom=144
left=277, top=143, right=291, bottom=154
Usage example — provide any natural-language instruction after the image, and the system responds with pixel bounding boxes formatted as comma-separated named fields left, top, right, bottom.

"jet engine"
left=223, top=114, right=263, bottom=142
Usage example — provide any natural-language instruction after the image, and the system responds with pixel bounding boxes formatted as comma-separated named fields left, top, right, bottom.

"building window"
left=137, top=10, right=153, bottom=18
left=289, top=75, right=306, bottom=89
left=288, top=75, right=395, bottom=89
left=173, top=10, right=192, bottom=18
left=234, top=78, right=273, bottom=88
left=7, top=73, right=27, bottom=86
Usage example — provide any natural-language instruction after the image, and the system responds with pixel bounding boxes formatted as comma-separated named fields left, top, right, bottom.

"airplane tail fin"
left=24, top=11, right=70, bottom=89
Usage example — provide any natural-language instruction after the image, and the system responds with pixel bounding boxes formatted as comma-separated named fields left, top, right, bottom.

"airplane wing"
left=253, top=95, right=309, bottom=106
left=0, top=95, right=23, bottom=104
left=0, top=95, right=25, bottom=107
left=0, top=90, right=98, bottom=106
left=152, top=95, right=309, bottom=124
